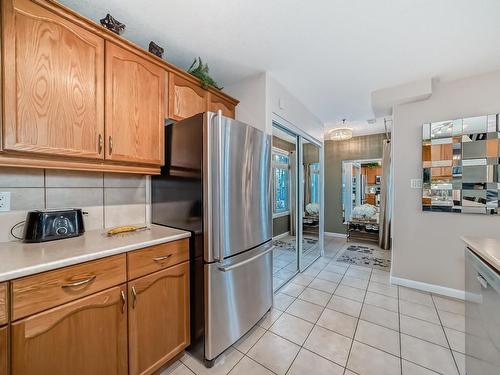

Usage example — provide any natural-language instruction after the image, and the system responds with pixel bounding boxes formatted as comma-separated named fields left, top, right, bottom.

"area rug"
left=335, top=244, right=391, bottom=270
left=273, top=236, right=319, bottom=255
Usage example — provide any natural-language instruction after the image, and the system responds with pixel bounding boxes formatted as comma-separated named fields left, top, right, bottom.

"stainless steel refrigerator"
left=152, top=111, right=273, bottom=367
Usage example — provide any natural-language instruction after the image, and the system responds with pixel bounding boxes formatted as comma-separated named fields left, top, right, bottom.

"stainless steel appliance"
left=23, top=208, right=85, bottom=242
left=465, top=248, right=500, bottom=374
left=152, top=111, right=272, bottom=367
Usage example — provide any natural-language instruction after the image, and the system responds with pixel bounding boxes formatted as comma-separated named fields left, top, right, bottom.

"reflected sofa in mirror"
left=422, top=114, right=499, bottom=214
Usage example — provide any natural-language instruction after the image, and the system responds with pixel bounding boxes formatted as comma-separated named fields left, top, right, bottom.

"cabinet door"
left=11, top=285, right=128, bottom=375
left=209, top=93, right=235, bottom=119
left=168, top=73, right=208, bottom=121
left=105, top=42, right=164, bottom=165
left=0, top=283, right=7, bottom=325
left=2, top=0, right=105, bottom=159
left=128, top=262, right=190, bottom=375
left=0, top=326, right=7, bottom=375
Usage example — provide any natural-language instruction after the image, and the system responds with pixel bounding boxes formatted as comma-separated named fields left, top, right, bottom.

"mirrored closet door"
left=300, top=138, right=322, bottom=270
left=271, top=122, right=323, bottom=290
left=271, top=124, right=299, bottom=291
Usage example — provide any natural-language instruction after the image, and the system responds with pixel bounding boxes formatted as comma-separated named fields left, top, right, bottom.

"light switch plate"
left=410, top=179, right=422, bottom=189
left=0, top=192, right=11, bottom=212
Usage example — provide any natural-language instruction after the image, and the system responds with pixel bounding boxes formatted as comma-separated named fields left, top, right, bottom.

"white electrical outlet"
left=0, top=192, right=11, bottom=212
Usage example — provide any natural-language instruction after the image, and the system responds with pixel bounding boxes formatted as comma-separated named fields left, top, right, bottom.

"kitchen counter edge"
left=0, top=225, right=191, bottom=282
left=461, top=236, right=500, bottom=273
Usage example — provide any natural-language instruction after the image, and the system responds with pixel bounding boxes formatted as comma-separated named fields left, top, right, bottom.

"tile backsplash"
left=0, top=167, right=151, bottom=242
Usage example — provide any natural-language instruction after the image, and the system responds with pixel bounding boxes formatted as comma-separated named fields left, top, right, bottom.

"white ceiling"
left=61, top=0, right=500, bottom=127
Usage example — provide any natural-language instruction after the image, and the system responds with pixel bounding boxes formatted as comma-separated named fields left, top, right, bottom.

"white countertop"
left=462, top=236, right=500, bottom=273
left=0, top=224, right=190, bottom=282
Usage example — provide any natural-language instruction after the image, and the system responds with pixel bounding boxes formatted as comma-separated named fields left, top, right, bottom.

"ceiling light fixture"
left=328, top=119, right=353, bottom=141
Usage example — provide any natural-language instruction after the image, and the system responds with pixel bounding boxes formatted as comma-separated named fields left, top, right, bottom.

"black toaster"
left=23, top=209, right=85, bottom=243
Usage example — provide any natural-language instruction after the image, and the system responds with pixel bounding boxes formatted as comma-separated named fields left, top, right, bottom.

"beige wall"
left=324, top=134, right=385, bottom=234
left=0, top=167, right=150, bottom=242
left=392, top=70, right=500, bottom=292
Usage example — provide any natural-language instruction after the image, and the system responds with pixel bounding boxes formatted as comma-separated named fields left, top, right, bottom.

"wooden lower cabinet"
left=11, top=284, right=128, bottom=375
left=0, top=326, right=7, bottom=375
left=128, top=261, right=190, bottom=375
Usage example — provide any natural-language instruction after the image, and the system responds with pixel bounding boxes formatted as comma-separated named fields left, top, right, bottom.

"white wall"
left=226, top=73, right=324, bottom=141
left=225, top=73, right=268, bottom=133
left=268, top=76, right=324, bottom=142
left=392, top=70, right=500, bottom=293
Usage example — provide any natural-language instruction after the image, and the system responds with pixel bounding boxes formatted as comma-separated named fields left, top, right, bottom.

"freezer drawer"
left=465, top=248, right=500, bottom=375
left=204, top=241, right=273, bottom=360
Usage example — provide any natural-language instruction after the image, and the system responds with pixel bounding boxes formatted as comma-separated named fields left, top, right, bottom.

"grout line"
left=340, top=263, right=367, bottom=374
left=102, top=173, right=106, bottom=229
left=431, top=293, right=461, bottom=375
left=400, top=358, right=442, bottom=374
left=397, top=280, right=403, bottom=375
left=43, top=169, right=47, bottom=209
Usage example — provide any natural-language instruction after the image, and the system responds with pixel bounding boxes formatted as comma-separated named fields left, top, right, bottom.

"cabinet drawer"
left=12, top=254, right=126, bottom=320
left=0, top=283, right=7, bottom=325
left=127, top=239, right=189, bottom=280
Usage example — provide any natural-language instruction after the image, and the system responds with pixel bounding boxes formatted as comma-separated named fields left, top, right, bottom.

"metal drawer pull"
left=218, top=246, right=274, bottom=272
left=61, top=275, right=96, bottom=289
left=131, top=286, right=137, bottom=308
left=477, top=274, right=488, bottom=289
left=120, top=290, right=126, bottom=314
left=153, top=254, right=172, bottom=262
left=98, top=134, right=103, bottom=154
left=109, top=136, right=113, bottom=155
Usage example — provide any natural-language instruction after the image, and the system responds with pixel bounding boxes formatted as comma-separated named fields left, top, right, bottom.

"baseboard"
left=390, top=275, right=465, bottom=300
left=272, top=231, right=290, bottom=240
left=324, top=231, right=347, bottom=238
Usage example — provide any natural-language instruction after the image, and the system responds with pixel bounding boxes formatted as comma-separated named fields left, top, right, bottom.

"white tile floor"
left=162, top=238, right=465, bottom=375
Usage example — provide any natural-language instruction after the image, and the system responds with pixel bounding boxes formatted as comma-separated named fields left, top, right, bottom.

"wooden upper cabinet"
left=11, top=285, right=128, bottom=375
left=105, top=42, right=164, bottom=165
left=128, top=262, right=190, bottom=375
left=168, top=72, right=208, bottom=121
left=209, top=93, right=236, bottom=119
left=2, top=0, right=105, bottom=159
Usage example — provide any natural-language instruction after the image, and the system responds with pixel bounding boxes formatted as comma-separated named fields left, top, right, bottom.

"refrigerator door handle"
left=216, top=109, right=225, bottom=262
left=218, top=245, right=275, bottom=272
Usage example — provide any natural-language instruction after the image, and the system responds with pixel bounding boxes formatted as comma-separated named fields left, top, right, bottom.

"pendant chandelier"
left=328, top=119, right=353, bottom=141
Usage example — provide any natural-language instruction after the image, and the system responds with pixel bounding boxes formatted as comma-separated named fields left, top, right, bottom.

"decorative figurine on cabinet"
left=100, top=14, right=126, bottom=35
left=149, top=41, right=165, bottom=58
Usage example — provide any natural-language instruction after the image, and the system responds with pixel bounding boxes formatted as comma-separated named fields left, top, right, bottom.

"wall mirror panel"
left=422, top=114, right=499, bottom=214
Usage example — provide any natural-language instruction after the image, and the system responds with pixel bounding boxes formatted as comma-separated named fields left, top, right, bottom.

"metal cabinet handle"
left=153, top=254, right=172, bottom=262
left=109, top=136, right=113, bottom=155
left=218, top=246, right=274, bottom=272
left=61, top=275, right=96, bottom=289
left=120, top=290, right=126, bottom=314
left=217, top=109, right=225, bottom=262
left=477, top=273, right=488, bottom=289
left=131, top=286, right=137, bottom=308
left=98, top=134, right=103, bottom=154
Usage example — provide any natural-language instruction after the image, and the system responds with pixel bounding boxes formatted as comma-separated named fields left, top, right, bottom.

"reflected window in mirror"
left=272, top=148, right=290, bottom=215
